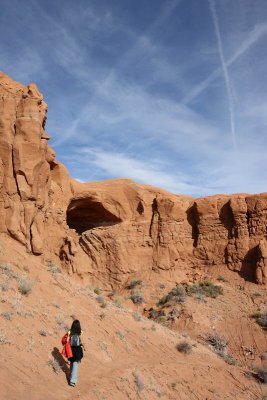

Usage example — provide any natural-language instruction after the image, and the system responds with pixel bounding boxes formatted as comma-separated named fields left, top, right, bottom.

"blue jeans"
left=70, top=361, right=78, bottom=384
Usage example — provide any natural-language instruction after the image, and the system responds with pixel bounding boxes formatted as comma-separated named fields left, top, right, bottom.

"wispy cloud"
left=73, top=147, right=204, bottom=195
left=208, top=0, right=236, bottom=148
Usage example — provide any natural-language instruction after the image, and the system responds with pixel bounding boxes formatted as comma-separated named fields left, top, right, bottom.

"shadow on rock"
left=51, top=347, right=70, bottom=383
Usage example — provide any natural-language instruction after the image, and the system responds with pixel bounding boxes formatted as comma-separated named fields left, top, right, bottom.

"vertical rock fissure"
left=11, top=141, right=20, bottom=198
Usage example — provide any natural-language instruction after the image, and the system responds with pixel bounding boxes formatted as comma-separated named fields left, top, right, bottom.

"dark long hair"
left=70, top=319, right=81, bottom=335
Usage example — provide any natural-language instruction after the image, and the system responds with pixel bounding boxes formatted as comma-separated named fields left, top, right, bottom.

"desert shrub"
left=127, top=279, right=143, bottom=289
left=205, top=332, right=228, bottom=352
left=132, top=311, right=141, bottom=321
left=48, top=358, right=61, bottom=374
left=55, top=315, right=68, bottom=331
left=96, top=295, right=105, bottom=304
left=253, top=312, right=267, bottom=329
left=107, top=289, right=117, bottom=298
left=132, top=371, right=145, bottom=391
left=158, top=285, right=186, bottom=306
left=189, top=281, right=223, bottom=299
left=47, top=260, right=61, bottom=274
left=217, top=275, right=227, bottom=282
left=0, top=264, right=17, bottom=278
left=252, top=366, right=267, bottom=383
left=0, top=281, right=9, bottom=292
left=176, top=341, right=192, bottom=354
left=18, top=278, right=34, bottom=296
left=130, top=291, right=144, bottom=304
left=1, top=312, right=12, bottom=321
left=0, top=331, right=10, bottom=345
left=220, top=352, right=237, bottom=365
left=39, top=330, right=48, bottom=337
left=113, top=298, right=123, bottom=308
left=93, top=287, right=102, bottom=295
left=116, top=331, right=125, bottom=340
left=204, top=332, right=236, bottom=364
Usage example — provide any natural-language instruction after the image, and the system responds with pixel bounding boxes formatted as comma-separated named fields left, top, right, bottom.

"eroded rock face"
left=0, top=72, right=71, bottom=254
left=68, top=182, right=267, bottom=285
left=1, top=73, right=266, bottom=285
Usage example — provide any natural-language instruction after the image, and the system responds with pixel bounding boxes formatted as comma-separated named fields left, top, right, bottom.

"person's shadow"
left=51, top=347, right=70, bottom=383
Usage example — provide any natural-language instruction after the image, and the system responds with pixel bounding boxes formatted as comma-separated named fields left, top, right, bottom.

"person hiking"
left=61, top=319, right=85, bottom=387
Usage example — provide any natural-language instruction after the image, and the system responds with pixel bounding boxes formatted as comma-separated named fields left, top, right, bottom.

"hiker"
left=61, top=319, right=84, bottom=387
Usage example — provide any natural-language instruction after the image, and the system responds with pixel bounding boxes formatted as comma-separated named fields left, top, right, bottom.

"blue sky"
left=1, top=0, right=267, bottom=196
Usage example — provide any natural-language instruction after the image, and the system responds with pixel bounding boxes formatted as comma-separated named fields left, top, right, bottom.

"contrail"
left=208, top=0, right=236, bottom=147
left=183, top=22, right=267, bottom=105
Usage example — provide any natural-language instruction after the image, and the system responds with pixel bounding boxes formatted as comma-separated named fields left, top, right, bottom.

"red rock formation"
left=0, top=72, right=266, bottom=285
left=0, top=72, right=71, bottom=255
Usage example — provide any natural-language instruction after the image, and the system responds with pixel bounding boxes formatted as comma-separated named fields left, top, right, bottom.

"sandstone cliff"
left=0, top=72, right=266, bottom=286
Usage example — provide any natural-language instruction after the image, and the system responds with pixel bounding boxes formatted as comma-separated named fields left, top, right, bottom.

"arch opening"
left=66, top=199, right=122, bottom=235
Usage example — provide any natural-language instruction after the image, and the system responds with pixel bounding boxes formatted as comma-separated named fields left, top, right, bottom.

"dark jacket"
left=69, top=345, right=83, bottom=362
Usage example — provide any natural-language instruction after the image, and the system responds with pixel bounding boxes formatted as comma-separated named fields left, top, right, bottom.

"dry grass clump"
left=0, top=281, right=9, bottom=292
left=1, top=311, right=12, bottom=321
left=39, top=330, right=48, bottom=337
left=176, top=341, right=192, bottom=354
left=205, top=332, right=228, bottom=352
left=0, top=264, right=17, bottom=278
left=17, top=277, right=34, bottom=296
left=188, top=281, right=223, bottom=299
left=113, top=298, right=123, bottom=308
left=96, top=295, right=105, bottom=304
left=47, top=259, right=62, bottom=274
left=55, top=315, right=68, bottom=331
left=0, top=330, right=10, bottom=345
left=132, top=311, right=141, bottom=321
left=116, top=331, right=125, bottom=340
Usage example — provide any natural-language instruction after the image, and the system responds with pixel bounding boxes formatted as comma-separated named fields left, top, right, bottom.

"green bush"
left=158, top=285, right=186, bottom=306
left=157, top=315, right=168, bottom=326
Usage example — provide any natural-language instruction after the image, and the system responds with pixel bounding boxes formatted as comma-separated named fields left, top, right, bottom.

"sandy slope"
left=0, top=236, right=266, bottom=400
